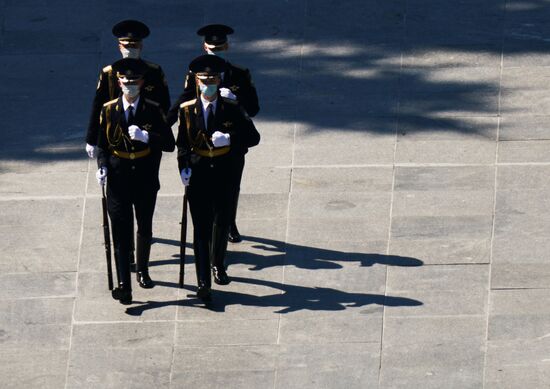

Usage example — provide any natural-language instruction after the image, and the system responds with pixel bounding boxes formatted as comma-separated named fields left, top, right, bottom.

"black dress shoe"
left=111, top=287, right=132, bottom=305
left=137, top=271, right=155, bottom=289
left=212, top=266, right=231, bottom=285
left=197, top=284, right=212, bottom=301
left=228, top=224, right=242, bottom=243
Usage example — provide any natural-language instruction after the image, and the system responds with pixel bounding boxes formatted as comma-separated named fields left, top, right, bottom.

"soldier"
left=168, top=24, right=259, bottom=244
left=176, top=55, right=260, bottom=301
left=96, top=58, right=175, bottom=305
left=86, top=19, right=171, bottom=266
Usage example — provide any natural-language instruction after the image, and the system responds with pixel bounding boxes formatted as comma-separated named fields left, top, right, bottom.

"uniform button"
left=210, top=164, right=214, bottom=168
left=131, top=166, right=136, bottom=170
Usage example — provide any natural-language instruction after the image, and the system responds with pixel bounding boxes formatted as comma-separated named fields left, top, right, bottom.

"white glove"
left=211, top=131, right=230, bottom=147
left=96, top=167, right=108, bottom=186
left=128, top=125, right=149, bottom=144
left=180, top=168, right=192, bottom=186
left=86, top=143, right=96, bottom=159
left=219, top=87, right=237, bottom=100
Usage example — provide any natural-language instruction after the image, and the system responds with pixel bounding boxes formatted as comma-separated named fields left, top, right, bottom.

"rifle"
left=101, top=185, right=114, bottom=290
left=179, top=187, right=188, bottom=288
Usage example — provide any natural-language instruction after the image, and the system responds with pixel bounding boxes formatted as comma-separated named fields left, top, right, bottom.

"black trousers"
left=107, top=177, right=158, bottom=288
left=187, top=156, right=236, bottom=288
left=229, top=154, right=245, bottom=225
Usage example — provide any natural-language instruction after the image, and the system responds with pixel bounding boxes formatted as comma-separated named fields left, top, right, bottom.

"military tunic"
left=87, top=60, right=171, bottom=146
left=97, top=96, right=175, bottom=287
left=176, top=96, right=260, bottom=289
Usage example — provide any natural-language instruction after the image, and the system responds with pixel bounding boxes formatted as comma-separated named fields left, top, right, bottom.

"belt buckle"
left=129, top=153, right=135, bottom=160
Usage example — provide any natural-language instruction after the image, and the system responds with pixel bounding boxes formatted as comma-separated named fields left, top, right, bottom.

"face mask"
left=206, top=48, right=225, bottom=59
left=200, top=83, right=218, bottom=97
left=121, top=83, right=140, bottom=98
left=120, top=47, right=141, bottom=59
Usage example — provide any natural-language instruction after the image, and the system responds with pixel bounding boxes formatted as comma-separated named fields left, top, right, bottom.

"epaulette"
left=230, top=63, right=248, bottom=72
left=102, top=65, right=112, bottom=73
left=222, top=97, right=239, bottom=105
left=180, top=99, right=197, bottom=108
left=103, top=98, right=118, bottom=107
left=144, top=98, right=160, bottom=107
left=144, top=60, right=160, bottom=69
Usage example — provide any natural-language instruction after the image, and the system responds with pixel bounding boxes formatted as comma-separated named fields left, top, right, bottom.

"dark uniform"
left=97, top=59, right=175, bottom=304
left=87, top=20, right=171, bottom=146
left=167, top=24, right=259, bottom=244
left=176, top=55, right=260, bottom=300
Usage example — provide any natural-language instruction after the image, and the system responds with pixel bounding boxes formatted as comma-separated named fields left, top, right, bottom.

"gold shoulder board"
left=103, top=65, right=112, bottom=73
left=180, top=99, right=197, bottom=109
left=144, top=98, right=160, bottom=107
left=103, top=98, right=118, bottom=107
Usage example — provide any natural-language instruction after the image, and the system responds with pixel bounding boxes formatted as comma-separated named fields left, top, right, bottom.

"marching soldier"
left=96, top=58, right=175, bottom=305
left=176, top=55, right=260, bottom=301
left=86, top=19, right=171, bottom=266
left=168, top=24, right=259, bottom=244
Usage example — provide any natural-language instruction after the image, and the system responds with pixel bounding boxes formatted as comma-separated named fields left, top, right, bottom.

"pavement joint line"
left=482, top=4, right=506, bottom=386
left=63, top=156, right=90, bottom=389
left=491, top=287, right=550, bottom=291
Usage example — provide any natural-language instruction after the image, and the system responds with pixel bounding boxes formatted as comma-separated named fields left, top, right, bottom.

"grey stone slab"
left=491, top=263, right=550, bottom=289
left=501, top=67, right=550, bottom=114
left=0, top=30, right=100, bottom=55
left=296, top=92, right=399, bottom=117
left=289, top=192, right=391, bottom=220
left=245, top=143, right=294, bottom=167
left=392, top=190, right=495, bottom=217
left=498, top=140, right=550, bottom=163
left=394, top=166, right=495, bottom=191
left=66, top=346, right=172, bottom=389
left=0, top=54, right=97, bottom=99
left=241, top=167, right=290, bottom=194
left=503, top=41, right=550, bottom=67
left=387, top=264, right=489, bottom=292
left=0, top=349, right=68, bottom=389
left=382, top=316, right=486, bottom=346
left=389, top=238, right=491, bottom=265
left=294, top=135, right=396, bottom=166
left=492, top=235, right=550, bottom=265
left=0, top=272, right=75, bottom=300
left=173, top=344, right=278, bottom=372
left=288, top=216, right=389, bottom=243
left=396, top=139, right=496, bottom=164
left=493, top=190, right=550, bottom=238
left=488, top=289, right=550, bottom=341
left=292, top=166, right=393, bottom=193
left=397, top=116, right=498, bottom=140
left=74, top=272, right=178, bottom=322
left=249, top=117, right=295, bottom=146
left=400, top=91, right=499, bottom=117
left=282, top=254, right=387, bottom=292
left=176, top=318, right=279, bottom=346
left=171, top=370, right=275, bottom=389
left=70, top=322, right=174, bottom=350
left=0, top=198, right=83, bottom=225
left=497, top=165, right=550, bottom=190
left=385, top=289, right=487, bottom=317
left=0, top=297, right=72, bottom=350
left=499, top=115, right=550, bottom=141
left=401, top=66, right=501, bottom=93
left=391, top=215, right=493, bottom=240
left=484, top=339, right=550, bottom=389
left=380, top=340, right=484, bottom=389
left=276, top=343, right=381, bottom=389
left=402, top=45, right=502, bottom=68
left=0, top=171, right=86, bottom=198
left=0, top=157, right=88, bottom=174
left=279, top=313, right=382, bottom=344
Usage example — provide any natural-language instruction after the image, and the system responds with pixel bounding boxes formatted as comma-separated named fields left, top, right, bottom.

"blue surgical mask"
left=200, top=84, right=218, bottom=97
left=120, top=47, right=141, bottom=59
left=121, top=83, right=140, bottom=98
left=206, top=48, right=226, bottom=60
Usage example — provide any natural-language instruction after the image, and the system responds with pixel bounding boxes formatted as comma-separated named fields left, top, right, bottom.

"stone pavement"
left=1, top=0, right=550, bottom=388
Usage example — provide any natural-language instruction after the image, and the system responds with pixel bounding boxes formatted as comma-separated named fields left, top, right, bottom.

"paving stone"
left=0, top=297, right=73, bottom=349
left=394, top=166, right=495, bottom=192
left=488, top=289, right=550, bottom=341
left=498, top=140, right=550, bottom=163
left=176, top=318, right=279, bottom=346
left=392, top=190, right=494, bottom=217
left=484, top=338, right=550, bottom=389
left=276, top=343, right=381, bottom=389
left=171, top=370, right=275, bottom=389
left=0, top=349, right=68, bottom=389
left=501, top=67, right=550, bottom=114
left=0, top=272, right=76, bottom=300
left=402, top=45, right=501, bottom=68
left=292, top=166, right=393, bottom=193
left=389, top=238, right=491, bottom=264
left=499, top=115, right=550, bottom=141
